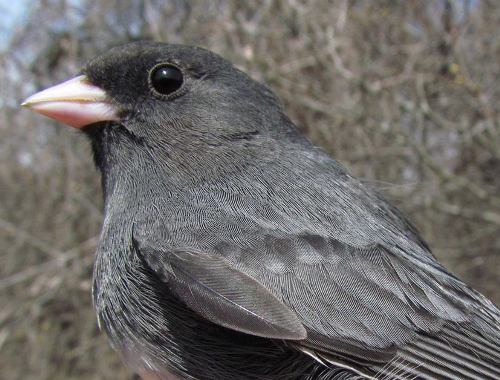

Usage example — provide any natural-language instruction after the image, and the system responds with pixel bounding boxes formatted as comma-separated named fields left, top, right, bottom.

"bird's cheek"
left=21, top=75, right=120, bottom=129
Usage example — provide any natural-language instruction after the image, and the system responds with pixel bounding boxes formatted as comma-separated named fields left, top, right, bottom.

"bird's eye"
left=150, top=65, right=183, bottom=96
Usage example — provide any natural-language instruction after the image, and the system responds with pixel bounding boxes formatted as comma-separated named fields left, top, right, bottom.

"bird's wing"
left=235, top=234, right=500, bottom=379
left=135, top=232, right=500, bottom=379
left=135, top=240, right=306, bottom=340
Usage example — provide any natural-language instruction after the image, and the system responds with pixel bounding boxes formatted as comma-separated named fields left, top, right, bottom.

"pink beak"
left=21, top=75, right=119, bottom=129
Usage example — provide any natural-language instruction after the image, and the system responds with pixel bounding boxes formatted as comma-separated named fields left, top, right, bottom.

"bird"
left=22, top=41, right=500, bottom=380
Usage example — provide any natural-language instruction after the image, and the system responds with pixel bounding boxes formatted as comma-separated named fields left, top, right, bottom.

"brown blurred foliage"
left=1, top=1, right=499, bottom=379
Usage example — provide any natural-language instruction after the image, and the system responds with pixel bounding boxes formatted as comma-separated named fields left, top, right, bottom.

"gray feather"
left=137, top=244, right=306, bottom=340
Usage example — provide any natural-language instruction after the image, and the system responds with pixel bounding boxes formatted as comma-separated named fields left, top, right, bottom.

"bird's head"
left=22, top=42, right=295, bottom=186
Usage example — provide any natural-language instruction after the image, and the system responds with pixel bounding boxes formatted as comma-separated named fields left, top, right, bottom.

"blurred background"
left=1, top=0, right=499, bottom=379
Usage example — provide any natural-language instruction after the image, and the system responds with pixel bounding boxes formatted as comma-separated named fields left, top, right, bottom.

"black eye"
left=150, top=65, right=183, bottom=96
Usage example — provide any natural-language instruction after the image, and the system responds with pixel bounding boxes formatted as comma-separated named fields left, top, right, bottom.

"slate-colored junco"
left=22, top=41, right=500, bottom=380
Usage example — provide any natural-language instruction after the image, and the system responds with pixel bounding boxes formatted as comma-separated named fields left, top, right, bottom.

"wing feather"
left=136, top=243, right=306, bottom=340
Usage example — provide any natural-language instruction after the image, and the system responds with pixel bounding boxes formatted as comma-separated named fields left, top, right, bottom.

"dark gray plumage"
left=53, top=42, right=500, bottom=379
